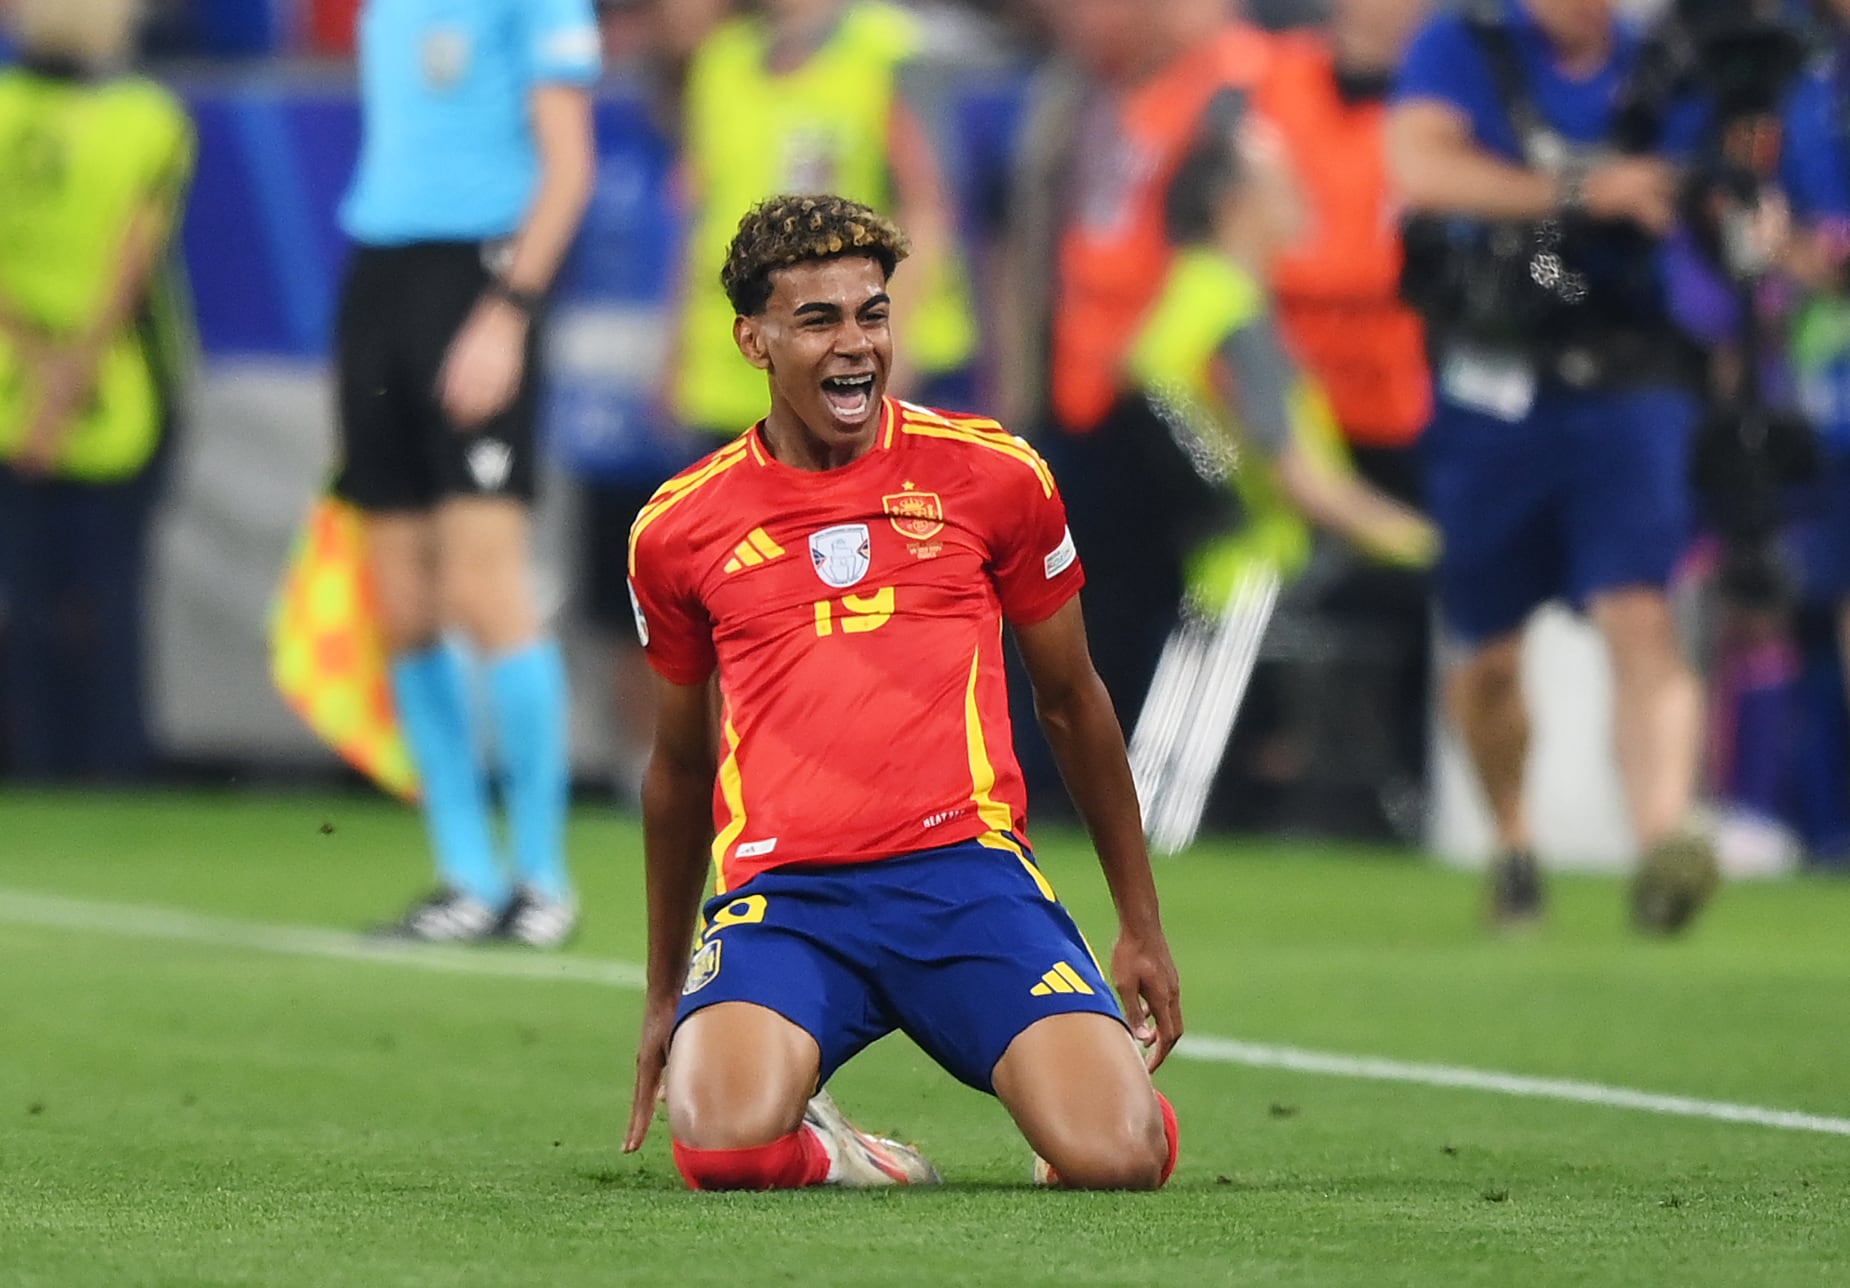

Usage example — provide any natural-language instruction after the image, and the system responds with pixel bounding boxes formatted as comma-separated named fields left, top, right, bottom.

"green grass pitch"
left=2, top=790, right=1847, bottom=1287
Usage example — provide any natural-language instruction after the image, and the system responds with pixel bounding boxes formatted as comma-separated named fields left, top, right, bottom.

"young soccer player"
left=621, top=195, right=1182, bottom=1190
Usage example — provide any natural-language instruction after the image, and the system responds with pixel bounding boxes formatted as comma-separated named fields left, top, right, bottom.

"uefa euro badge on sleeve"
left=268, top=495, right=419, bottom=801
left=1440, top=344, right=1537, bottom=423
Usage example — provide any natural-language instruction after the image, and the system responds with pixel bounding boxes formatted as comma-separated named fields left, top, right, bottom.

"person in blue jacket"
left=1388, top=0, right=1719, bottom=932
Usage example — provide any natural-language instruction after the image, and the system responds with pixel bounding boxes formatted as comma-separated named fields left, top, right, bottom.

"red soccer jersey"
left=626, top=398, right=1084, bottom=890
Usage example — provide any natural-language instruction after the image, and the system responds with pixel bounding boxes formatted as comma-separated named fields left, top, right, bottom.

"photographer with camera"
left=1388, top=0, right=1719, bottom=933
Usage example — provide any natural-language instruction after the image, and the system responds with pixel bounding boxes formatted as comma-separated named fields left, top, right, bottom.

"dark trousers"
left=0, top=464, right=163, bottom=781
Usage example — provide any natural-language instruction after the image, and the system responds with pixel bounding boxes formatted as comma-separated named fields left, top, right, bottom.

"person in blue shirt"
left=1388, top=0, right=1719, bottom=932
left=336, top=0, right=599, bottom=947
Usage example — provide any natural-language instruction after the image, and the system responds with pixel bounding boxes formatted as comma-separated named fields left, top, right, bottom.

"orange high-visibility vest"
left=1257, top=32, right=1430, bottom=448
left=1051, top=24, right=1272, bottom=434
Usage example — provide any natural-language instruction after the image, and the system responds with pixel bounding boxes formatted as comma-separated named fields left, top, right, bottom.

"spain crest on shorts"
left=883, top=488, right=945, bottom=541
left=682, top=938, right=722, bottom=996
left=809, top=523, right=872, bottom=589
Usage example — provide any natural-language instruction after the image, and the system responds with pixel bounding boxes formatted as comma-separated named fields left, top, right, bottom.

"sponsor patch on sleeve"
left=1043, top=526, right=1078, bottom=580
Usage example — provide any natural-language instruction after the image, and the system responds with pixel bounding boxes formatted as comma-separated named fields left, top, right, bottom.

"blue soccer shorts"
left=672, top=835, right=1126, bottom=1094
left=1422, top=382, right=1699, bottom=644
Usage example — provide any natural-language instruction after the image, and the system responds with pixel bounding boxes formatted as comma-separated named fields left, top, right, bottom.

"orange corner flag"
left=268, top=495, right=419, bottom=801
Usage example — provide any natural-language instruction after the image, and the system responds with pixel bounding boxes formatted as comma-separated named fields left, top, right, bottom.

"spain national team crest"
left=883, top=488, right=945, bottom=541
left=682, top=938, right=722, bottom=996
left=809, top=523, right=872, bottom=589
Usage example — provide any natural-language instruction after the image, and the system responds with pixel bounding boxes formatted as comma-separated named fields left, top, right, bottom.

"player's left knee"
left=1047, top=1095, right=1175, bottom=1191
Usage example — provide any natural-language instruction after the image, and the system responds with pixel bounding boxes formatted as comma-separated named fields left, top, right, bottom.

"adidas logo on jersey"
left=724, top=527, right=786, bottom=573
left=1029, top=961, right=1095, bottom=997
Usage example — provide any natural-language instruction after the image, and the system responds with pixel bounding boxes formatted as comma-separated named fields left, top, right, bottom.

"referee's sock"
left=390, top=646, right=507, bottom=908
left=485, top=638, right=573, bottom=903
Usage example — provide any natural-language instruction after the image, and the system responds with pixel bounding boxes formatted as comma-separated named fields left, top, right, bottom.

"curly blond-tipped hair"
left=721, top=194, right=912, bottom=317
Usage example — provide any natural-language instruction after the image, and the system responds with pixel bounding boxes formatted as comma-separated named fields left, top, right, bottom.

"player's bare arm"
left=624, top=674, right=719, bottom=1153
left=440, top=83, right=596, bottom=429
left=1013, top=598, right=1184, bottom=1070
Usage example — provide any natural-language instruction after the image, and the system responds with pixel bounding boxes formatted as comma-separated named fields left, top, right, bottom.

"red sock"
left=672, top=1128, right=832, bottom=1191
left=1155, top=1090, right=1180, bottom=1186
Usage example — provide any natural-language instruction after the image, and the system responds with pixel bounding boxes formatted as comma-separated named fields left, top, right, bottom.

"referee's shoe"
left=494, top=887, right=579, bottom=949
left=368, top=889, right=501, bottom=943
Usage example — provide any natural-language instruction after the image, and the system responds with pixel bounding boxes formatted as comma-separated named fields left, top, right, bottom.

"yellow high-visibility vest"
left=677, top=3, right=976, bottom=434
left=0, top=69, right=194, bottom=481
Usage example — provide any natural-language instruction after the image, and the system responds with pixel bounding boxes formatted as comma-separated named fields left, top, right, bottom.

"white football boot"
left=802, top=1090, right=941, bottom=1186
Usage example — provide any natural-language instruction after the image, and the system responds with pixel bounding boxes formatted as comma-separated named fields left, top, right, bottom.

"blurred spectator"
left=1130, top=111, right=1432, bottom=568
left=1776, top=0, right=1850, bottom=854
left=1118, top=113, right=1437, bottom=849
left=580, top=0, right=976, bottom=795
left=673, top=0, right=976, bottom=425
left=1002, top=0, right=1270, bottom=722
left=1260, top=0, right=1430, bottom=490
left=1388, top=0, right=1717, bottom=931
left=334, top=0, right=598, bottom=945
left=1252, top=0, right=1434, bottom=834
left=0, top=0, right=196, bottom=782
left=623, top=0, right=737, bottom=136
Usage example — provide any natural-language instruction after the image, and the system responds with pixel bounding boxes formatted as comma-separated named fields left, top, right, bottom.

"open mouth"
left=820, top=373, right=878, bottom=425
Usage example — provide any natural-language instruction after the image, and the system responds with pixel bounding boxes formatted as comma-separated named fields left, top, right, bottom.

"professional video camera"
left=1617, top=0, right=1820, bottom=612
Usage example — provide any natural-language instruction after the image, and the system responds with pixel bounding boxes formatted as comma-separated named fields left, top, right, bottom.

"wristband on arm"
left=483, top=277, right=544, bottom=317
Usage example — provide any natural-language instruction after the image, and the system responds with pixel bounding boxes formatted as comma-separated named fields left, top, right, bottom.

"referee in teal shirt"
left=336, top=0, right=598, bottom=948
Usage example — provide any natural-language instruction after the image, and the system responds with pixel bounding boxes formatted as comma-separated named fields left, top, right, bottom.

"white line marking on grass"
left=0, top=888, right=643, bottom=988
left=4, top=887, right=1849, bottom=1139
left=1180, top=1036, right=1850, bottom=1137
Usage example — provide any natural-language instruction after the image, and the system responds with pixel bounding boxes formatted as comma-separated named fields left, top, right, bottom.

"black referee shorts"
left=332, top=242, right=542, bottom=511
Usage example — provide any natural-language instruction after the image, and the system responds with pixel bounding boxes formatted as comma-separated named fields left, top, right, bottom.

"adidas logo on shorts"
left=1029, top=961, right=1095, bottom=997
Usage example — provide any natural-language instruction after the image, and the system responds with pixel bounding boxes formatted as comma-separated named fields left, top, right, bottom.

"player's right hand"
left=622, top=991, right=679, bottom=1153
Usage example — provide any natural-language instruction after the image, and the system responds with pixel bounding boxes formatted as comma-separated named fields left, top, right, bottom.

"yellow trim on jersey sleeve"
left=897, top=404, right=1055, bottom=498
left=628, top=441, right=751, bottom=575
left=710, top=715, right=748, bottom=891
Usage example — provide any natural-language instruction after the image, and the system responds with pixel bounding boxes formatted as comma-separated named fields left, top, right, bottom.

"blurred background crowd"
left=3, top=0, right=1849, bottom=889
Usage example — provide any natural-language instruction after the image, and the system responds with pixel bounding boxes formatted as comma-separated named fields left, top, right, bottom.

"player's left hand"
left=622, top=989, right=679, bottom=1153
left=438, top=298, right=527, bottom=430
left=1110, top=928, right=1183, bottom=1073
